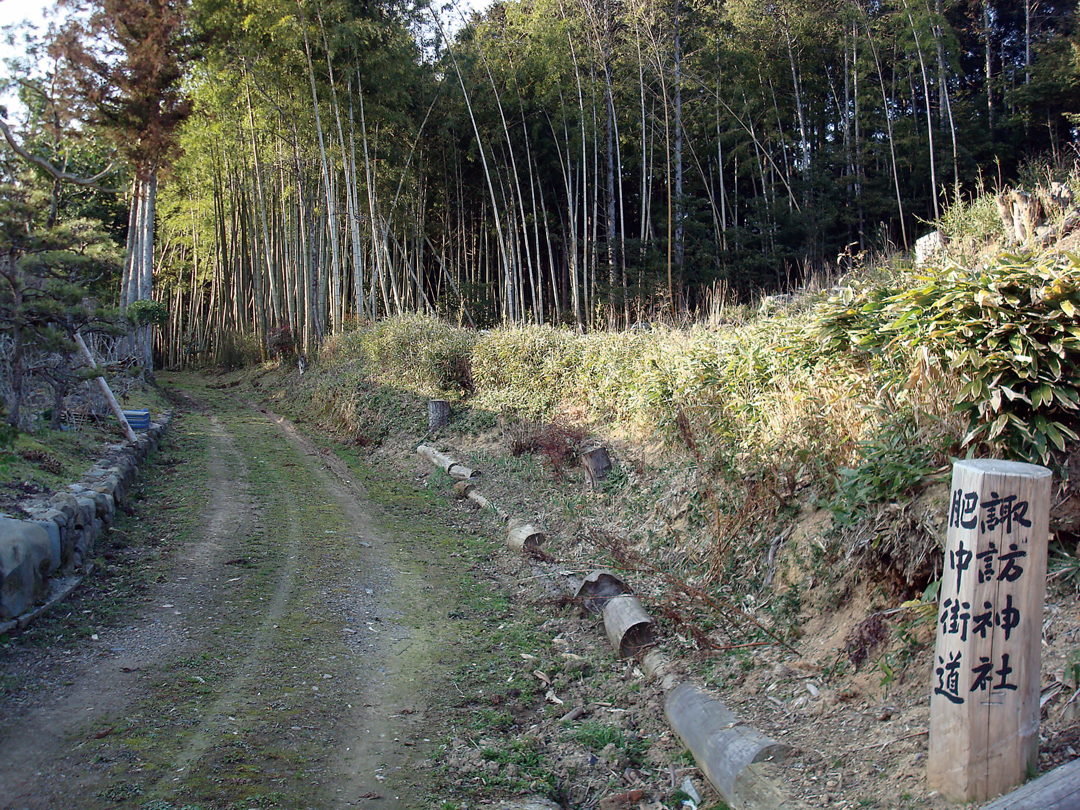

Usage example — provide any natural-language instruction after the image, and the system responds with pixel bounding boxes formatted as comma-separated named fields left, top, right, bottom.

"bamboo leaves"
left=816, top=252, right=1080, bottom=466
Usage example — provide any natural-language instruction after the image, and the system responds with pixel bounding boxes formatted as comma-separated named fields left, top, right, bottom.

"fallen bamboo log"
left=602, top=595, right=655, bottom=658
left=507, top=519, right=546, bottom=553
left=453, top=481, right=509, bottom=521
left=665, top=682, right=798, bottom=810
left=416, top=444, right=480, bottom=480
left=980, top=759, right=1080, bottom=810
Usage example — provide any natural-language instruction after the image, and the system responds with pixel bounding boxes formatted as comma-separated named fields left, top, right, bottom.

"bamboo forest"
left=2, top=0, right=1079, bottom=366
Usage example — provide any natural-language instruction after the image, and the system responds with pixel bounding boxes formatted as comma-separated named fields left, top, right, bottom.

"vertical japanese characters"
left=934, top=489, right=1031, bottom=703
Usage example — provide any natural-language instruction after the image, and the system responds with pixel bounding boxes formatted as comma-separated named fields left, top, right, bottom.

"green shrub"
left=334, top=313, right=477, bottom=398
left=828, top=412, right=941, bottom=526
left=935, top=191, right=1005, bottom=246
left=471, top=326, right=580, bottom=414
left=816, top=252, right=1080, bottom=467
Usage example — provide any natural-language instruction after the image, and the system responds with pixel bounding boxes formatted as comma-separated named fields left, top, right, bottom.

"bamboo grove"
left=60, top=0, right=1080, bottom=362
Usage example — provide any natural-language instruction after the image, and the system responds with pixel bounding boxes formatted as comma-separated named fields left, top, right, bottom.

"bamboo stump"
left=928, top=459, right=1052, bottom=803
left=575, top=570, right=632, bottom=615
left=428, top=399, right=451, bottom=429
left=507, top=519, right=545, bottom=554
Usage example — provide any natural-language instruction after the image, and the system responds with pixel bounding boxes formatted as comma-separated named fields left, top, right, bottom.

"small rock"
left=598, top=789, right=644, bottom=810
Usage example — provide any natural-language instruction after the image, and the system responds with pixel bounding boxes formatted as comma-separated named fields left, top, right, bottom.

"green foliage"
left=471, top=326, right=582, bottom=414
left=815, top=252, right=1080, bottom=467
left=1049, top=541, right=1080, bottom=593
left=339, top=314, right=478, bottom=398
left=126, top=299, right=169, bottom=328
left=0, top=182, right=124, bottom=427
left=565, top=721, right=647, bottom=767
left=934, top=191, right=1006, bottom=246
left=828, top=413, right=940, bottom=526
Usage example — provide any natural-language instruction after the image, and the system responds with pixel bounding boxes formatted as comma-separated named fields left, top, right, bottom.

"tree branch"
left=0, top=118, right=121, bottom=193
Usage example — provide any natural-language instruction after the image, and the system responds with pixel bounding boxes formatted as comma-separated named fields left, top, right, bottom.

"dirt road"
left=0, top=382, right=462, bottom=810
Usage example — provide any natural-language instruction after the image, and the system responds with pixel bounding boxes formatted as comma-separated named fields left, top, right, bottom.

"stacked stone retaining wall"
left=0, top=414, right=171, bottom=633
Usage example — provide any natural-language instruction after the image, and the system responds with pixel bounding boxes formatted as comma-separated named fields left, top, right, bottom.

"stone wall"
left=0, top=415, right=171, bottom=633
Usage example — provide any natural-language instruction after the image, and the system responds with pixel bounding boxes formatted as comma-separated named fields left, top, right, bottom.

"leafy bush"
left=471, top=325, right=580, bottom=413
left=126, top=299, right=169, bottom=328
left=935, top=190, right=1005, bottom=246
left=336, top=313, right=477, bottom=397
left=828, top=413, right=941, bottom=526
left=816, top=252, right=1080, bottom=467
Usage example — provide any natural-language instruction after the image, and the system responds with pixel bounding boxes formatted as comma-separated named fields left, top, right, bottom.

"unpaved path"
left=0, top=384, right=458, bottom=810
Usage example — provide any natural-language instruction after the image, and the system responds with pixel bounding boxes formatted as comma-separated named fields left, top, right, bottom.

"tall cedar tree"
left=52, top=0, right=192, bottom=370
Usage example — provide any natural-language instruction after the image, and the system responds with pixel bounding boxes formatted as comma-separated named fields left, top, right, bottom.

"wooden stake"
left=928, top=459, right=1052, bottom=802
left=74, top=332, right=137, bottom=444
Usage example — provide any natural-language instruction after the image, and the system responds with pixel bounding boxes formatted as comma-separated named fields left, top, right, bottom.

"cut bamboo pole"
left=665, top=682, right=796, bottom=810
left=928, top=459, right=1052, bottom=803
left=416, top=444, right=479, bottom=480
left=575, top=570, right=632, bottom=615
left=453, top=480, right=509, bottom=521
left=507, top=518, right=545, bottom=553
left=74, top=332, right=137, bottom=444
left=602, top=595, right=655, bottom=658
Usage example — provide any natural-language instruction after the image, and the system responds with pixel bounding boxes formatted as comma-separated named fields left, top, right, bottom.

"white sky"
left=0, top=0, right=46, bottom=28
left=0, top=0, right=51, bottom=121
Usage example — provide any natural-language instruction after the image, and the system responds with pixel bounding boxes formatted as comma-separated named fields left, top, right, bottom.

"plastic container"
left=122, top=409, right=150, bottom=431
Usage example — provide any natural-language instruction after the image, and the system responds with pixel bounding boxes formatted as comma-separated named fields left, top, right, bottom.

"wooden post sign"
left=928, top=459, right=1052, bottom=802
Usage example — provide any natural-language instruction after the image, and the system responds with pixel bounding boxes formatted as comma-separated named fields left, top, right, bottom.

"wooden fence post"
left=928, top=459, right=1052, bottom=802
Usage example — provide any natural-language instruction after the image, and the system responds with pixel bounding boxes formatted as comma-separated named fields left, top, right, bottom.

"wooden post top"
left=954, top=459, right=1052, bottom=478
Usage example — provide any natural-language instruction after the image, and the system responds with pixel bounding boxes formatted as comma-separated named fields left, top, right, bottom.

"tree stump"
left=428, top=399, right=451, bottom=429
left=580, top=443, right=612, bottom=490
